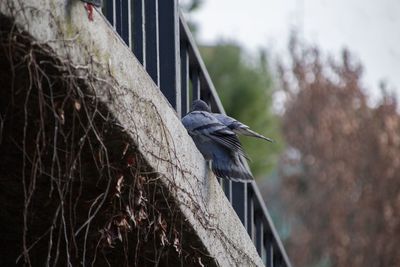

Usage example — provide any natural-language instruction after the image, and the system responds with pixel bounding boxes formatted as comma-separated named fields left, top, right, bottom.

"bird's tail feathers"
left=212, top=153, right=254, bottom=182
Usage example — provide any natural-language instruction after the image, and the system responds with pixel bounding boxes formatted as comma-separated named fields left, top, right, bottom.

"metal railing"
left=102, top=1, right=291, bottom=266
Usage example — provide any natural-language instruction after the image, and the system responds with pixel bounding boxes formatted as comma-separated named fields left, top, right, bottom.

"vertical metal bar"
left=265, top=239, right=271, bottom=267
left=274, top=255, right=282, bottom=267
left=103, top=0, right=115, bottom=26
left=209, top=98, right=218, bottom=113
left=231, top=181, right=247, bottom=229
left=121, top=0, right=130, bottom=45
left=255, top=215, right=264, bottom=257
left=265, top=240, right=274, bottom=267
left=115, top=0, right=122, bottom=34
left=158, top=0, right=181, bottom=115
left=223, top=179, right=231, bottom=202
left=128, top=0, right=133, bottom=48
left=180, top=43, right=189, bottom=116
left=191, top=70, right=201, bottom=101
left=202, top=84, right=212, bottom=106
left=228, top=180, right=232, bottom=203
left=112, top=0, right=117, bottom=29
left=262, top=232, right=268, bottom=265
left=247, top=189, right=255, bottom=240
left=220, top=178, right=225, bottom=191
left=133, top=0, right=145, bottom=64
left=145, top=0, right=160, bottom=85
left=272, top=248, right=275, bottom=267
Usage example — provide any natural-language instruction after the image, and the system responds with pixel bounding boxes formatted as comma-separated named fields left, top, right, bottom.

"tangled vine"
left=0, top=11, right=214, bottom=266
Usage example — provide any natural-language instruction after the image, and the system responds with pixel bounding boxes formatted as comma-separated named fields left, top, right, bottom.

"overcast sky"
left=186, top=0, right=400, bottom=101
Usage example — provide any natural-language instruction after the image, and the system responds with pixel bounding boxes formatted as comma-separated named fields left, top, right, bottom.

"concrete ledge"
left=0, top=1, right=264, bottom=266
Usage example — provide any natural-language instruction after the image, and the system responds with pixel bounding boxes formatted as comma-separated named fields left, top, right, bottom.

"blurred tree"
left=180, top=0, right=203, bottom=12
left=278, top=35, right=400, bottom=267
left=179, top=0, right=204, bottom=33
left=200, top=44, right=283, bottom=177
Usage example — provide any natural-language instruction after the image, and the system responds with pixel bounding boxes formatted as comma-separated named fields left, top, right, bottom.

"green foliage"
left=180, top=0, right=204, bottom=13
left=200, top=43, right=283, bottom=178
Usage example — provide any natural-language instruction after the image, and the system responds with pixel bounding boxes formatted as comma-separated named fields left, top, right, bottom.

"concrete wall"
left=0, top=0, right=265, bottom=266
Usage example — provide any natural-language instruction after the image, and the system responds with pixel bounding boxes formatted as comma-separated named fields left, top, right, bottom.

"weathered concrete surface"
left=0, top=1, right=265, bottom=266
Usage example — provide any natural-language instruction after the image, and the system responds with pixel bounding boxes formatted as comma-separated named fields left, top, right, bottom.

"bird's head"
left=192, top=99, right=211, bottom=112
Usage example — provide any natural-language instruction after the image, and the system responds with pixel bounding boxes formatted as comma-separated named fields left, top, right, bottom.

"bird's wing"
left=182, top=111, right=253, bottom=181
left=182, top=111, right=247, bottom=158
left=212, top=148, right=253, bottom=182
left=214, top=113, right=274, bottom=142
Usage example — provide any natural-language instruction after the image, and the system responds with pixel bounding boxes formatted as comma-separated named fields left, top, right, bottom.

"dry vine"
left=0, top=10, right=214, bottom=267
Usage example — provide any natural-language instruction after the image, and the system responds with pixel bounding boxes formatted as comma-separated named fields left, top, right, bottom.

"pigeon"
left=81, top=0, right=102, bottom=21
left=191, top=99, right=274, bottom=142
left=182, top=103, right=253, bottom=182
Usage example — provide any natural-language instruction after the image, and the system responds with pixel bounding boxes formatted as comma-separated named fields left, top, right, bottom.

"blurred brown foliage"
left=279, top=36, right=400, bottom=267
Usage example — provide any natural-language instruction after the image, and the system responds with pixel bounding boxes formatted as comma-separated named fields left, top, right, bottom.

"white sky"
left=185, top=0, right=400, bottom=101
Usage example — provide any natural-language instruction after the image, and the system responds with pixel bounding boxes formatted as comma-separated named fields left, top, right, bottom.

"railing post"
left=232, top=181, right=248, bottom=229
left=124, top=0, right=133, bottom=48
left=180, top=42, right=189, bottom=116
left=221, top=179, right=232, bottom=202
left=265, top=237, right=274, bottom=267
left=255, top=214, right=265, bottom=259
left=114, top=0, right=131, bottom=46
left=133, top=0, right=145, bottom=64
left=145, top=0, right=160, bottom=85
left=247, top=188, right=255, bottom=240
left=191, top=70, right=201, bottom=101
left=158, top=0, right=181, bottom=116
left=103, top=0, right=116, bottom=28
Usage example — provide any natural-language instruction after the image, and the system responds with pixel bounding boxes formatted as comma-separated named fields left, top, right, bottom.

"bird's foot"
left=85, top=3, right=94, bottom=21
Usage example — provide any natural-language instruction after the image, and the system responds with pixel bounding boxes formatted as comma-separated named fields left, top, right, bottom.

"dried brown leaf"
left=73, top=100, right=81, bottom=111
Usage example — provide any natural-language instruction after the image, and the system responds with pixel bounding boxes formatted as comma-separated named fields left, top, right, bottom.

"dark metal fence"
left=102, top=1, right=291, bottom=266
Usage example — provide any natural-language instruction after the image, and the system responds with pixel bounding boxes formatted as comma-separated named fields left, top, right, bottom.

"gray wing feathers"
left=182, top=111, right=247, bottom=158
left=182, top=111, right=253, bottom=181
left=214, top=113, right=274, bottom=142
